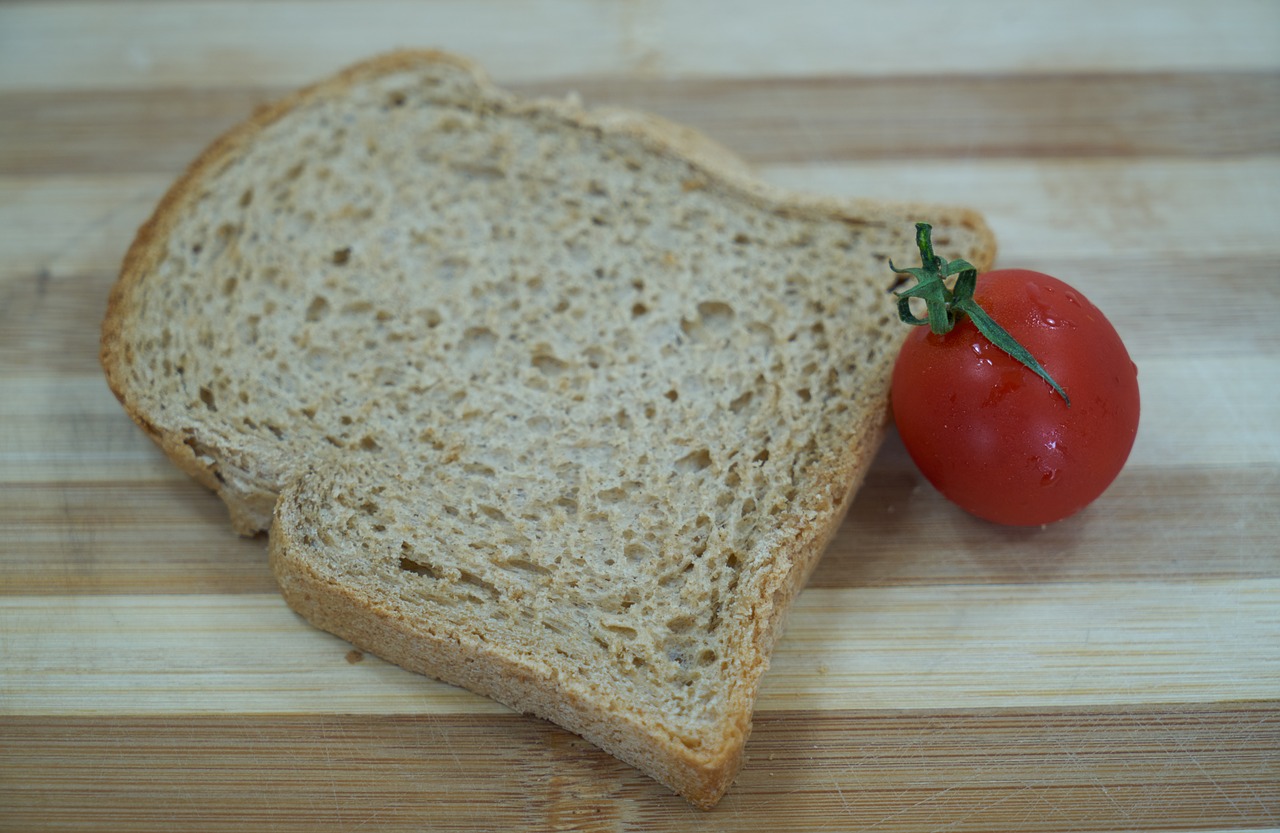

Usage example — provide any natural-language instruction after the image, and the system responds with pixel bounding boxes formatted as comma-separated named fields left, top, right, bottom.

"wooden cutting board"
left=2, top=2, right=1277, bottom=830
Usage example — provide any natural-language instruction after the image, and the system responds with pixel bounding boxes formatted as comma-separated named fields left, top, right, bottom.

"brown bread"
left=101, top=50, right=995, bottom=807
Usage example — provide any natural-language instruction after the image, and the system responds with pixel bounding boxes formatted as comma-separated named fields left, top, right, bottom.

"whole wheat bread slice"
left=101, top=50, right=995, bottom=807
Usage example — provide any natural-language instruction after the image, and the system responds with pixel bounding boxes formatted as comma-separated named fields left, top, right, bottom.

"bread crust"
left=100, top=49, right=996, bottom=808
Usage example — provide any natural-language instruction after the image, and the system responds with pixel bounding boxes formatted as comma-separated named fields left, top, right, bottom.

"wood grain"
left=2, top=706, right=1275, bottom=832
left=3, top=0, right=1278, bottom=828
left=6, top=159, right=1276, bottom=287
left=4, top=73, right=1276, bottom=176
left=3, top=0, right=1278, bottom=91
left=3, top=463, right=1277, bottom=597
left=3, top=585, right=1277, bottom=715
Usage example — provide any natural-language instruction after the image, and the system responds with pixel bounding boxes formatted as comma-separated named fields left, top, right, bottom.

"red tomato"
left=891, top=269, right=1139, bottom=526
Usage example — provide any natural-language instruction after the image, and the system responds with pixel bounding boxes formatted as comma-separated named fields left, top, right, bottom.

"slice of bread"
left=101, top=50, right=995, bottom=807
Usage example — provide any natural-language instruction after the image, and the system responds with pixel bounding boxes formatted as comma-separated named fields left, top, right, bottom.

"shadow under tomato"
left=809, top=429, right=1088, bottom=589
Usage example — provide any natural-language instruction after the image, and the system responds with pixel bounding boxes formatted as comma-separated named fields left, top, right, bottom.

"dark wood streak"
left=1, top=704, right=1274, bottom=831
left=1, top=73, right=1276, bottom=176
left=3, top=464, right=1276, bottom=596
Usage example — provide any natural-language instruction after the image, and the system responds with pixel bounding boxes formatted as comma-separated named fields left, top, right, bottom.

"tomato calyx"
left=890, top=223, right=1071, bottom=407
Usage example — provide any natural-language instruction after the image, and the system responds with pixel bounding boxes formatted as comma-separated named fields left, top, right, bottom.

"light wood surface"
left=2, top=2, right=1278, bottom=830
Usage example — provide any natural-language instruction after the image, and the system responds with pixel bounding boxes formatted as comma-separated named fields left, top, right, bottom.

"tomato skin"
left=891, top=269, right=1139, bottom=526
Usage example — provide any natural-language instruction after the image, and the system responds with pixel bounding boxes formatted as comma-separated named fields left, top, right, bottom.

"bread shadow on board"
left=100, top=49, right=995, bottom=807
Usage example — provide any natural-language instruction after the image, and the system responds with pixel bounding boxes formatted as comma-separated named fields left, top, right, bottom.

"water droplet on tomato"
left=1029, top=453, right=1060, bottom=486
left=1028, top=282, right=1073, bottom=329
left=970, top=340, right=993, bottom=366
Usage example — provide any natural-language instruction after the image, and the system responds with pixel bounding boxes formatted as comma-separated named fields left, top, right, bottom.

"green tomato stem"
left=890, top=223, right=1071, bottom=407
